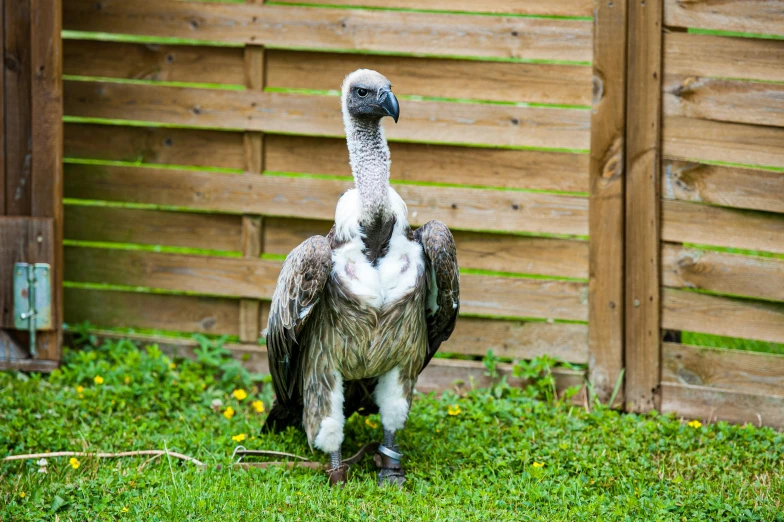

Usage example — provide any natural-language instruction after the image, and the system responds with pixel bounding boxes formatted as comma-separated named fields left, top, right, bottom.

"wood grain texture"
left=63, top=0, right=593, bottom=63
left=625, top=0, right=663, bottom=413
left=663, top=342, right=784, bottom=397
left=664, top=75, right=784, bottom=129
left=267, top=50, right=591, bottom=106
left=64, top=205, right=243, bottom=252
left=664, top=32, right=784, bottom=84
left=0, top=0, right=5, bottom=215
left=64, top=246, right=281, bottom=299
left=64, top=123, right=245, bottom=169
left=661, top=382, right=784, bottom=429
left=65, top=287, right=240, bottom=336
left=663, top=0, right=784, bottom=36
left=587, top=0, right=627, bottom=403
left=663, top=117, right=784, bottom=169
left=4, top=0, right=32, bottom=215
left=447, top=318, right=588, bottom=363
left=64, top=246, right=587, bottom=321
left=63, top=81, right=591, bottom=151
left=663, top=161, right=784, bottom=214
left=662, top=244, right=784, bottom=302
left=262, top=217, right=588, bottom=278
left=662, top=200, right=784, bottom=255
left=662, top=288, right=784, bottom=344
left=63, top=164, right=590, bottom=236
left=63, top=39, right=246, bottom=84
left=30, top=0, right=64, bottom=362
left=0, top=218, right=54, bottom=329
left=270, top=0, right=593, bottom=17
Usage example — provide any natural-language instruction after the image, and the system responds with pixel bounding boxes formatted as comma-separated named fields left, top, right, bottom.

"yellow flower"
left=19, top=492, right=26, bottom=498
left=231, top=433, right=247, bottom=442
left=76, top=385, right=84, bottom=393
left=232, top=389, right=248, bottom=401
left=170, top=363, right=177, bottom=370
left=94, top=376, right=104, bottom=385
left=447, top=404, right=462, bottom=416
left=223, top=406, right=235, bottom=420
left=688, top=420, right=702, bottom=429
left=69, top=457, right=80, bottom=469
left=251, top=400, right=265, bottom=413
left=124, top=376, right=131, bottom=384
left=121, top=507, right=129, bottom=513
left=365, top=418, right=379, bottom=429
left=532, top=462, right=544, bottom=468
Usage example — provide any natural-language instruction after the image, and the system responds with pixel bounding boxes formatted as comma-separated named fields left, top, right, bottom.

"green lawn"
left=1, top=337, right=782, bottom=521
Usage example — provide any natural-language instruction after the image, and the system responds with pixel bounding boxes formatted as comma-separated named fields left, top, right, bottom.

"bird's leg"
left=375, top=429, right=405, bottom=486
left=326, top=449, right=348, bottom=487
left=373, top=367, right=410, bottom=487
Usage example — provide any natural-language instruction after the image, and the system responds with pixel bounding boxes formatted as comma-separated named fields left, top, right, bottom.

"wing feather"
left=266, top=235, right=332, bottom=407
left=414, top=220, right=460, bottom=370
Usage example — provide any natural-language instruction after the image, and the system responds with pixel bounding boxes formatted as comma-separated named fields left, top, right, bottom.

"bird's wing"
left=265, top=235, right=332, bottom=407
left=414, top=220, right=460, bottom=370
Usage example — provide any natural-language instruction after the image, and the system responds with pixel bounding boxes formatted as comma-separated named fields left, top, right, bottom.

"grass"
left=2, top=337, right=782, bottom=521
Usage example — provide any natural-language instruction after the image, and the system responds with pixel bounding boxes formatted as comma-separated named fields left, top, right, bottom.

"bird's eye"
left=357, top=88, right=368, bottom=97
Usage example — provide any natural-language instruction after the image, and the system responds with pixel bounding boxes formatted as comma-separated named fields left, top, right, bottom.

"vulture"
left=262, top=69, right=460, bottom=486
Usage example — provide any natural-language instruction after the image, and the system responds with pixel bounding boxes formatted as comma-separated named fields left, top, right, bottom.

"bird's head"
left=341, top=69, right=399, bottom=124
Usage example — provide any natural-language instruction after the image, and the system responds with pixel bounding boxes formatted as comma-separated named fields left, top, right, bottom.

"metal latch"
left=13, top=263, right=52, bottom=358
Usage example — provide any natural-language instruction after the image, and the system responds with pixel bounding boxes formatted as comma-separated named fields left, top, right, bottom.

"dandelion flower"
left=69, top=457, right=80, bottom=469
left=532, top=462, right=544, bottom=468
left=19, top=492, right=26, bottom=498
left=365, top=418, right=379, bottom=429
left=232, top=433, right=247, bottom=442
left=94, top=376, right=104, bottom=385
left=447, top=404, right=462, bottom=416
left=170, top=362, right=177, bottom=370
left=76, top=385, right=84, bottom=393
left=688, top=420, right=702, bottom=429
left=121, top=507, right=129, bottom=513
left=124, top=376, right=131, bottom=385
left=251, top=400, right=265, bottom=413
left=223, top=406, right=235, bottom=420
left=232, top=389, right=248, bottom=401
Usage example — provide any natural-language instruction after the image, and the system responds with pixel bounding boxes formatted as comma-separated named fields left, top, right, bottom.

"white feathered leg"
left=373, top=366, right=409, bottom=486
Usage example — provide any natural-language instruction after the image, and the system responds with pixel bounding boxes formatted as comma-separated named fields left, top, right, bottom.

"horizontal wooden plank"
left=270, top=0, right=593, bottom=17
left=64, top=124, right=589, bottom=192
left=64, top=246, right=281, bottom=299
left=64, top=123, right=245, bottom=169
left=264, top=217, right=589, bottom=279
left=65, top=247, right=587, bottom=321
left=64, top=0, right=593, bottom=62
left=663, top=342, right=784, bottom=397
left=267, top=50, right=592, bottom=106
left=661, top=382, right=784, bottom=429
left=663, top=244, right=784, bottom=302
left=664, top=33, right=784, bottom=84
left=63, top=39, right=246, bottom=84
left=662, top=199, right=784, bottom=254
left=664, top=74, right=784, bottom=128
left=64, top=81, right=591, bottom=150
left=266, top=135, right=589, bottom=193
left=663, top=160, right=784, bottom=214
left=663, top=0, right=784, bottom=36
left=663, top=116, right=784, bottom=168
left=0, top=359, right=59, bottom=372
left=64, top=205, right=243, bottom=251
left=65, top=287, right=240, bottom=336
left=662, top=288, right=784, bottom=344
left=445, top=317, right=588, bottom=363
left=64, top=164, right=590, bottom=236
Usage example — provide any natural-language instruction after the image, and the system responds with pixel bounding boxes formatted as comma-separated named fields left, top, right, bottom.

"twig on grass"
left=2, top=450, right=204, bottom=467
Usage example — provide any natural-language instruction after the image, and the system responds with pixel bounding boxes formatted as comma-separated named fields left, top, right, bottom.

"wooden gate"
left=0, top=0, right=63, bottom=371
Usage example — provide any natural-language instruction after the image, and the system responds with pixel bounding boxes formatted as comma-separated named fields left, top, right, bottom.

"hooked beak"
left=377, top=87, right=399, bottom=123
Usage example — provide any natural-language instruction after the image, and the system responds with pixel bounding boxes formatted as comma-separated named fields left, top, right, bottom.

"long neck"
left=345, top=117, right=391, bottom=219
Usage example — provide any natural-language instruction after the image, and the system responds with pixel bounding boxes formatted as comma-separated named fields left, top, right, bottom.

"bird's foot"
left=325, top=463, right=349, bottom=487
left=374, top=445, right=406, bottom=487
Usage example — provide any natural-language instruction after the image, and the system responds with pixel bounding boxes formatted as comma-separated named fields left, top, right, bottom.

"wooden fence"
left=56, top=0, right=783, bottom=426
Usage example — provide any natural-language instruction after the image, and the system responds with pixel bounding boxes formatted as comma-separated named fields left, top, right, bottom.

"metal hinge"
left=13, top=263, right=52, bottom=358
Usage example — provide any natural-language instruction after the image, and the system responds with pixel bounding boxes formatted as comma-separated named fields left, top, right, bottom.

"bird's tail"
left=261, top=401, right=303, bottom=433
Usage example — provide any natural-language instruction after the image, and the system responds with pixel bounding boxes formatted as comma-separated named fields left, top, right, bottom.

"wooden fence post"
left=625, top=0, right=663, bottom=412
left=239, top=0, right=266, bottom=344
left=588, top=0, right=627, bottom=404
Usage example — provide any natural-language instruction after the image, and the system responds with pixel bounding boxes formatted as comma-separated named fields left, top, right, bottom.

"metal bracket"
left=13, top=262, right=52, bottom=358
